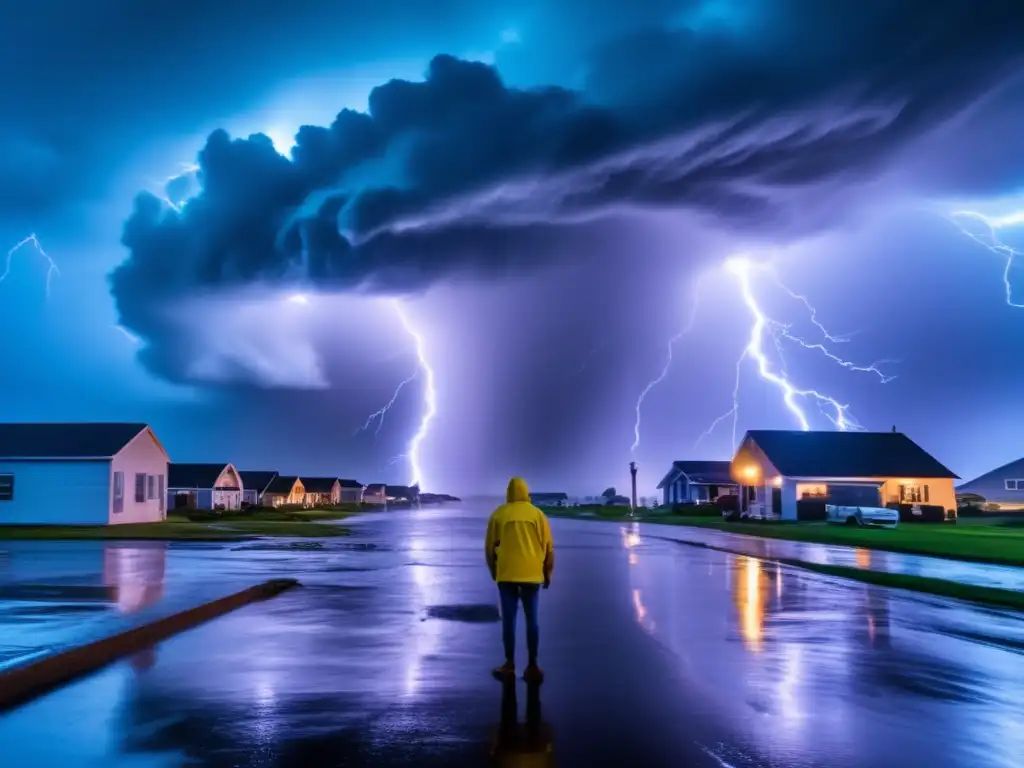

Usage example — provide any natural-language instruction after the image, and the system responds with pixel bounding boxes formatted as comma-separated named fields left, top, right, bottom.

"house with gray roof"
left=732, top=430, right=959, bottom=522
left=0, top=422, right=169, bottom=526
left=955, top=457, right=1024, bottom=511
left=656, top=460, right=738, bottom=506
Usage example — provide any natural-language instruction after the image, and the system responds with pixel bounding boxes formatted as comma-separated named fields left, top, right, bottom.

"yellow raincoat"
left=485, top=477, right=555, bottom=584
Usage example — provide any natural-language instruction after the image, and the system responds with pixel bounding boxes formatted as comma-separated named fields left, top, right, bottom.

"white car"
left=826, top=504, right=900, bottom=529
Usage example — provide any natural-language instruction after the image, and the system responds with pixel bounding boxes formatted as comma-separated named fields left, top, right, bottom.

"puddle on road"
left=231, top=542, right=325, bottom=552
left=426, top=604, right=501, bottom=623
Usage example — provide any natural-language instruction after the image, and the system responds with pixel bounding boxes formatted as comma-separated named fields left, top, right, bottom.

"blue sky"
left=2, top=0, right=1023, bottom=495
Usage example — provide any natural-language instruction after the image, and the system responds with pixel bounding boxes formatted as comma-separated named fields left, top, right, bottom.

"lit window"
left=900, top=483, right=930, bottom=504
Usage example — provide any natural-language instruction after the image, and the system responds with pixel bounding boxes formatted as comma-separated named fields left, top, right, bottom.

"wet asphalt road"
left=1, top=505, right=1023, bottom=767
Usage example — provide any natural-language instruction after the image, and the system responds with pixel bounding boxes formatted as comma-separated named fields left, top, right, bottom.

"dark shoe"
left=523, top=664, right=544, bottom=684
left=492, top=662, right=516, bottom=679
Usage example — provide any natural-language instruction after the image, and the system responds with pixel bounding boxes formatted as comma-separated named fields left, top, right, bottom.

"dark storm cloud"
left=111, top=0, right=1024, bottom=379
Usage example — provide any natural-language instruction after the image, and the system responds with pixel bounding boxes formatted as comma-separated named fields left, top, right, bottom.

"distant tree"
left=601, top=487, right=616, bottom=500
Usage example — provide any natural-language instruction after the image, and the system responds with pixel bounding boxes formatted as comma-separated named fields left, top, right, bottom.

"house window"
left=1004, top=479, right=1024, bottom=491
left=900, top=483, right=930, bottom=504
left=158, top=474, right=165, bottom=513
left=797, top=483, right=828, bottom=499
left=0, top=474, right=13, bottom=501
left=135, top=473, right=146, bottom=503
left=112, top=471, right=124, bottom=514
left=147, top=475, right=156, bottom=500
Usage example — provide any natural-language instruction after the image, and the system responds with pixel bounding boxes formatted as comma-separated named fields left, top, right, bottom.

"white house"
left=168, top=463, right=244, bottom=511
left=0, top=422, right=169, bottom=526
left=731, top=429, right=959, bottom=522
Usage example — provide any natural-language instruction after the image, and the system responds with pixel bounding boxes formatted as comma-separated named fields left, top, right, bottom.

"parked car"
left=825, top=504, right=899, bottom=528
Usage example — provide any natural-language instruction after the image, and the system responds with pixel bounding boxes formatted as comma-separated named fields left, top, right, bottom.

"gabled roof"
left=169, top=463, right=237, bottom=489
left=657, top=460, right=734, bottom=488
left=386, top=484, right=417, bottom=499
left=266, top=475, right=300, bottom=494
left=744, top=430, right=958, bottom=479
left=0, top=422, right=152, bottom=460
left=337, top=478, right=363, bottom=488
left=238, top=470, right=279, bottom=494
left=301, top=476, right=339, bottom=493
left=956, top=456, right=1024, bottom=492
left=364, top=483, right=386, bottom=492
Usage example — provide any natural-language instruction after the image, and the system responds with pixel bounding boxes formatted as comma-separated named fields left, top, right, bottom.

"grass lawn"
left=0, top=507, right=355, bottom=541
left=542, top=507, right=1024, bottom=567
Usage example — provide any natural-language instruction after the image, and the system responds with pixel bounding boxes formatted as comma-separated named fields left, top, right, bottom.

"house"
left=263, top=476, right=305, bottom=507
left=238, top=470, right=278, bottom=506
left=0, top=422, right=169, bottom=526
left=955, top=457, right=1024, bottom=510
left=362, top=483, right=387, bottom=505
left=731, top=430, right=959, bottom=522
left=531, top=492, right=569, bottom=507
left=657, top=461, right=738, bottom=506
left=167, top=463, right=244, bottom=511
left=338, top=479, right=363, bottom=504
left=301, top=477, right=341, bottom=506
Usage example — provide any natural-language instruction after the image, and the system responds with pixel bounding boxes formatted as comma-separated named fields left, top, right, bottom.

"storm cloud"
left=111, top=0, right=1024, bottom=380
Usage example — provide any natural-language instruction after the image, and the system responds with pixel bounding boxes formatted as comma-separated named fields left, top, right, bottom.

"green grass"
left=543, top=507, right=1024, bottom=566
left=0, top=509, right=352, bottom=540
left=781, top=560, right=1024, bottom=611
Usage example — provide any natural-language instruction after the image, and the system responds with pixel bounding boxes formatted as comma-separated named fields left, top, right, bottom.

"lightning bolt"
left=151, top=162, right=201, bottom=212
left=698, top=255, right=894, bottom=448
left=2, top=234, right=60, bottom=297
left=355, top=370, right=418, bottom=436
left=149, top=152, right=441, bottom=488
left=947, top=207, right=1024, bottom=308
left=631, top=278, right=703, bottom=452
left=391, top=300, right=437, bottom=490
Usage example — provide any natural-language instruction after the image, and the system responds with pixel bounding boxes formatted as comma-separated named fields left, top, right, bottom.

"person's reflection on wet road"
left=490, top=677, right=554, bottom=767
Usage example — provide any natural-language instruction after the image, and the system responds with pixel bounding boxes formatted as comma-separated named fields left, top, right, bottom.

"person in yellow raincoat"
left=485, top=477, right=555, bottom=682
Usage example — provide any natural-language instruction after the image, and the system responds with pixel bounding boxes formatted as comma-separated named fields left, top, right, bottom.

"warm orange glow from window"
left=743, top=465, right=759, bottom=480
left=773, top=476, right=782, bottom=487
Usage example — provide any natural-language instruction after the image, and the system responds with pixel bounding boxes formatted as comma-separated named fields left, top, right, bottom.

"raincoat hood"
left=506, top=476, right=530, bottom=503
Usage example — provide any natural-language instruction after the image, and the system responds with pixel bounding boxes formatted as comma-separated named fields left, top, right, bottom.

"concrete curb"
left=0, top=577, right=299, bottom=713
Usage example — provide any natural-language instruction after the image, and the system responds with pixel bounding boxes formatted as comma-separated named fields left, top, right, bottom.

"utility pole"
left=629, top=461, right=638, bottom=512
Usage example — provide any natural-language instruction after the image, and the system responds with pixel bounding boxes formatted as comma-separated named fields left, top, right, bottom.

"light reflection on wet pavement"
left=1, top=507, right=1022, bottom=767
left=635, top=521, right=1024, bottom=592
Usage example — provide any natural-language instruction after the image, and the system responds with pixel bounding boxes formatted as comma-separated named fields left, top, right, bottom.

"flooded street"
left=1, top=505, right=1022, bottom=766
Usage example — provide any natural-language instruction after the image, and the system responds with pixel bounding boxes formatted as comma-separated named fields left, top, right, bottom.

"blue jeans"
left=498, top=582, right=540, bottom=665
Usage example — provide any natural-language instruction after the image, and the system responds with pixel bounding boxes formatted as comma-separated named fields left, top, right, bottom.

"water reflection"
left=403, top=513, right=446, bottom=697
left=734, top=556, right=768, bottom=653
left=491, top=679, right=554, bottom=766
left=855, top=547, right=871, bottom=569
left=102, top=544, right=167, bottom=614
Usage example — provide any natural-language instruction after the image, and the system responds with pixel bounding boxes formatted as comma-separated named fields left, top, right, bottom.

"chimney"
left=892, top=425, right=897, bottom=433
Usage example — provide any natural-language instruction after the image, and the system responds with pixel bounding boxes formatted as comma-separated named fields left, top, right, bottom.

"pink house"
left=0, top=423, right=170, bottom=526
